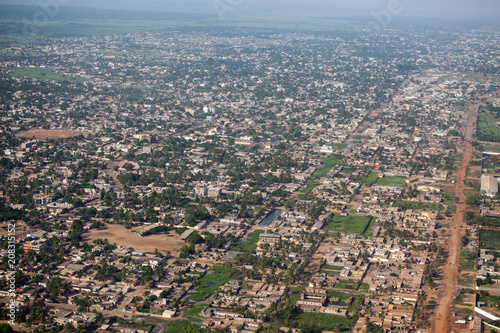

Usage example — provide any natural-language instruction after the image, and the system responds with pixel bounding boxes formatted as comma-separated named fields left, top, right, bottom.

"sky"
left=1, top=0, right=499, bottom=21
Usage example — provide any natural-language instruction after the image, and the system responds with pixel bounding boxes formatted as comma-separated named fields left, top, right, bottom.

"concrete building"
left=481, top=175, right=498, bottom=197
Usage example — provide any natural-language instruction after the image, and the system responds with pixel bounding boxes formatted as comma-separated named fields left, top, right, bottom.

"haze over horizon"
left=0, top=0, right=499, bottom=22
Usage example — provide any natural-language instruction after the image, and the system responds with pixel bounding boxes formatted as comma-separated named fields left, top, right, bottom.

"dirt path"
left=433, top=102, right=478, bottom=333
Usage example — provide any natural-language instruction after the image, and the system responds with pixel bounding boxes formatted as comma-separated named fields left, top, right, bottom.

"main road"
left=433, top=102, right=478, bottom=333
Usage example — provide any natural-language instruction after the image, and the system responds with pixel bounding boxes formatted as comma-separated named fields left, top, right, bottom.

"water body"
left=258, top=209, right=282, bottom=226
left=206, top=282, right=216, bottom=287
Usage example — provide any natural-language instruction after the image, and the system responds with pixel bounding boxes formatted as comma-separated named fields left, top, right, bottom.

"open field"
left=233, top=230, right=264, bottom=252
left=326, top=215, right=373, bottom=234
left=479, top=229, right=500, bottom=250
left=82, top=223, right=184, bottom=253
left=477, top=110, right=500, bottom=142
left=189, top=264, right=234, bottom=302
left=9, top=67, right=87, bottom=83
left=376, top=176, right=407, bottom=186
left=16, top=129, right=81, bottom=139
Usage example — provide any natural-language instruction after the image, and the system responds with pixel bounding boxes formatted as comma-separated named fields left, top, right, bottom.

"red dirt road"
left=433, top=103, right=478, bottom=333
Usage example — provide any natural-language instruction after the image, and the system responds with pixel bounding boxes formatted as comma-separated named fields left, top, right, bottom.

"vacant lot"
left=9, top=67, right=87, bottom=83
left=16, top=129, right=80, bottom=139
left=376, top=176, right=407, bottom=186
left=83, top=224, right=183, bottom=253
left=479, top=229, right=500, bottom=250
left=326, top=215, right=373, bottom=234
left=477, top=110, right=500, bottom=142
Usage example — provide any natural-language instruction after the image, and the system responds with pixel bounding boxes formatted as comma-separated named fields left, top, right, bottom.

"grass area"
left=484, top=146, right=500, bottom=153
left=264, top=312, right=353, bottom=332
left=479, top=294, right=500, bottom=308
left=188, top=264, right=235, bottom=302
left=361, top=172, right=379, bottom=187
left=443, top=192, right=456, bottom=205
left=460, top=251, right=477, bottom=271
left=479, top=229, right=500, bottom=250
left=300, top=180, right=321, bottom=193
left=184, top=304, right=209, bottom=317
left=332, top=143, right=348, bottom=150
left=9, top=67, right=87, bottom=83
left=300, top=156, right=342, bottom=193
left=233, top=230, right=264, bottom=252
left=326, top=215, right=373, bottom=235
left=477, top=110, right=500, bottom=142
left=393, top=201, right=444, bottom=211
left=445, top=204, right=457, bottom=216
left=312, top=157, right=342, bottom=179
left=323, top=265, right=344, bottom=271
left=327, top=290, right=352, bottom=300
left=168, top=320, right=218, bottom=333
left=376, top=176, right=407, bottom=186
left=359, top=283, right=369, bottom=293
left=335, top=280, right=359, bottom=290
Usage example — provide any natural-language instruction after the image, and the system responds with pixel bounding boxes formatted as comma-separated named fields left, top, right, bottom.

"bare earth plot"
left=15, top=129, right=81, bottom=139
left=82, top=224, right=184, bottom=253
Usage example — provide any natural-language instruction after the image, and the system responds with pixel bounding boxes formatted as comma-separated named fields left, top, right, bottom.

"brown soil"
left=15, top=129, right=80, bottom=139
left=82, top=224, right=184, bottom=253
left=433, top=102, right=478, bottom=333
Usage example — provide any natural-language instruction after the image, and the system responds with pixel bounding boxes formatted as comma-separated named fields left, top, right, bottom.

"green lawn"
left=477, top=110, right=500, bottom=142
left=188, top=264, right=234, bottom=302
left=233, top=230, right=264, bottom=252
left=9, top=67, right=87, bottom=83
left=326, top=215, right=373, bottom=235
left=445, top=204, right=457, bottom=215
left=301, top=157, right=342, bottom=193
left=168, top=320, right=220, bottom=333
left=479, top=229, right=500, bottom=250
left=376, top=176, right=407, bottom=186
left=327, top=290, right=352, bottom=300
left=443, top=193, right=456, bottom=205
left=264, top=312, right=353, bottom=333
left=361, top=172, right=379, bottom=187
left=335, top=280, right=359, bottom=290
left=184, top=304, right=209, bottom=317
left=479, top=294, right=500, bottom=308
left=323, top=265, right=344, bottom=271
left=393, top=201, right=444, bottom=211
left=459, top=251, right=477, bottom=271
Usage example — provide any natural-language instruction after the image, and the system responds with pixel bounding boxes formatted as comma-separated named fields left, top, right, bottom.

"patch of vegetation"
left=460, top=251, right=477, bottom=271
left=477, top=108, right=500, bottom=142
left=323, top=265, right=344, bottom=271
left=327, top=290, right=352, bottom=300
left=265, top=312, right=353, bottom=333
left=233, top=230, right=264, bottom=252
left=393, top=201, right=444, bottom=211
left=443, top=192, right=456, bottom=205
left=326, top=215, right=373, bottom=234
left=9, top=67, right=87, bottom=83
left=479, top=229, right=500, bottom=250
left=361, top=172, right=379, bottom=187
left=168, top=320, right=224, bottom=333
left=184, top=304, right=209, bottom=317
left=189, top=264, right=235, bottom=302
left=376, top=176, right=407, bottom=186
left=335, top=280, right=359, bottom=290
left=301, top=156, right=342, bottom=193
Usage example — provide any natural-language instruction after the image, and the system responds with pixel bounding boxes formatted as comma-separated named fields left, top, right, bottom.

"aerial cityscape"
left=0, top=2, right=499, bottom=333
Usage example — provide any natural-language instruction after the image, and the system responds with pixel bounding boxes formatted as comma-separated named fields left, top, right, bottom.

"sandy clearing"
left=82, top=224, right=185, bottom=253
left=16, top=129, right=81, bottom=139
